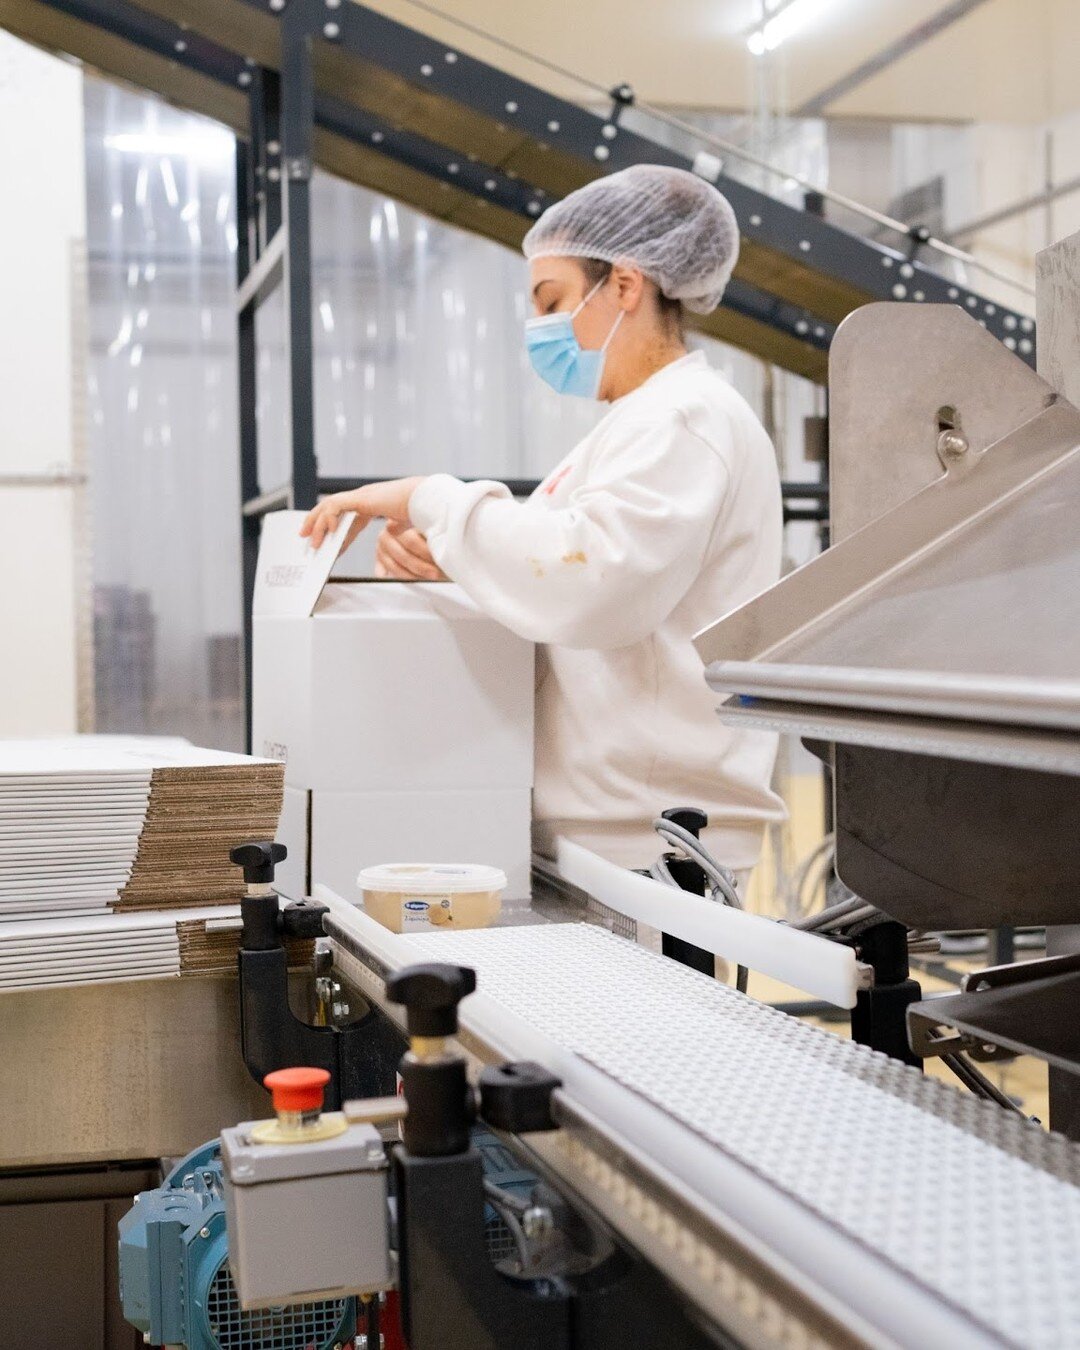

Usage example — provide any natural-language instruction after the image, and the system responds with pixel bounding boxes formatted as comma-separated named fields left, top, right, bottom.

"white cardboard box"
left=252, top=512, right=534, bottom=793
left=275, top=784, right=532, bottom=904
left=253, top=513, right=534, bottom=900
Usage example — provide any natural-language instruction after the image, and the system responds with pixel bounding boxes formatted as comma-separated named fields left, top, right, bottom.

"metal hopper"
left=695, top=300, right=1080, bottom=932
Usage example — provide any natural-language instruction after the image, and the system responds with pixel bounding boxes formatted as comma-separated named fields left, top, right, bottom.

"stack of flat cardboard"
left=116, top=759, right=285, bottom=909
left=0, top=907, right=314, bottom=991
left=0, top=737, right=284, bottom=920
left=0, top=906, right=238, bottom=990
left=175, top=914, right=314, bottom=975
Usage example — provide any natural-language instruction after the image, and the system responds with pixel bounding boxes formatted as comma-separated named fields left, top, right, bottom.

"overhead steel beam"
left=0, top=0, right=249, bottom=130
left=948, top=173, right=1080, bottom=244
left=5, top=0, right=1035, bottom=378
left=796, top=0, right=994, bottom=117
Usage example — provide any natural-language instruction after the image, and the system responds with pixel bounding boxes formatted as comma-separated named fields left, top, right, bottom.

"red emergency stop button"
left=264, top=1066, right=330, bottom=1114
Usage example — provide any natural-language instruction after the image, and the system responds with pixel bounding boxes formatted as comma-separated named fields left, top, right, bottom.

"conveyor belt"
left=373, top=922, right=1080, bottom=1349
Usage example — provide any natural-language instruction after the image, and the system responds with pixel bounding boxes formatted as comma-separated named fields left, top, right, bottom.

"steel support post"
left=250, top=67, right=283, bottom=253
left=235, top=135, right=261, bottom=752
left=280, top=3, right=318, bottom=512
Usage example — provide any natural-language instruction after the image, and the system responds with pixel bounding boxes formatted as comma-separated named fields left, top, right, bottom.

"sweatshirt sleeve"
left=408, top=412, right=732, bottom=649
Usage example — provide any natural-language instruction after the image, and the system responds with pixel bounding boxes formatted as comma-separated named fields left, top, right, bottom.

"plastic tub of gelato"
left=357, top=863, right=507, bottom=933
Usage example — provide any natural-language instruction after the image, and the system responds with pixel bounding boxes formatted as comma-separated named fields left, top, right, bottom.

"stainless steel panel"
left=831, top=743, right=1080, bottom=929
left=828, top=303, right=1053, bottom=541
left=697, top=398, right=1080, bottom=730
left=0, top=975, right=267, bottom=1168
left=1036, top=228, right=1080, bottom=1136
left=714, top=696, right=1080, bottom=775
left=1037, top=231, right=1080, bottom=408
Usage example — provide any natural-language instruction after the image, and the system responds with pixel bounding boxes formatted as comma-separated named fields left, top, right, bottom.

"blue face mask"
left=524, top=279, right=625, bottom=399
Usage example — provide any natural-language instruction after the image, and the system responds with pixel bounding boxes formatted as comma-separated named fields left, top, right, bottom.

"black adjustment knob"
left=479, top=1062, right=562, bottom=1133
left=281, top=899, right=328, bottom=939
left=386, top=963, right=477, bottom=1037
left=230, top=840, right=287, bottom=884
left=661, top=807, right=708, bottom=839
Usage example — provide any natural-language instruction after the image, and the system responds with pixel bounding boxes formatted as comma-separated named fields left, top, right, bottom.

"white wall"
left=0, top=33, right=87, bottom=736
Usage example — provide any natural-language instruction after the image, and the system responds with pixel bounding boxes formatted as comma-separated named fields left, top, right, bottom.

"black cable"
left=483, top=1177, right=530, bottom=1212
left=487, top=1196, right=532, bottom=1271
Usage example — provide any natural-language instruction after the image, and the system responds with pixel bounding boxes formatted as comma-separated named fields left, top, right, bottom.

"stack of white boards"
left=0, top=736, right=285, bottom=922
left=0, top=905, right=241, bottom=991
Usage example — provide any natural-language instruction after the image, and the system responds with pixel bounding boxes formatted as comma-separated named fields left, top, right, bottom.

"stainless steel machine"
left=697, top=232, right=1080, bottom=1141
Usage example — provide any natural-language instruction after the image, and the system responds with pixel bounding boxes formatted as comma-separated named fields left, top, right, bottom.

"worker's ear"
left=612, top=264, right=647, bottom=313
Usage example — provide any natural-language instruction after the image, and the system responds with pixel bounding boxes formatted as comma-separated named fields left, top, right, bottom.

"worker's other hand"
left=299, top=477, right=425, bottom=552
left=374, top=522, right=446, bottom=582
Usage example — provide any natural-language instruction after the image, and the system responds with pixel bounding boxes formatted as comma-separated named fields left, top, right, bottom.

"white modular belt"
left=322, top=898, right=1080, bottom=1350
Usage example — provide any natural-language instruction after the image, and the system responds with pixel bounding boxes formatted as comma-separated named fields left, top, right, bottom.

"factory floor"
left=742, top=772, right=1050, bottom=1125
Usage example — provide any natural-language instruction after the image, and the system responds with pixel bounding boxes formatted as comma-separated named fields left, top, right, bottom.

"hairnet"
left=522, top=165, right=740, bottom=314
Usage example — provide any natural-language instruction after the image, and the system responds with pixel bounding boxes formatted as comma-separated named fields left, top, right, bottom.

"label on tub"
left=401, top=895, right=454, bottom=930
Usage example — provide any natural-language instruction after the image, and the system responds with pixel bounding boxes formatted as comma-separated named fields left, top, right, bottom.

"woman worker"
left=302, top=164, right=785, bottom=883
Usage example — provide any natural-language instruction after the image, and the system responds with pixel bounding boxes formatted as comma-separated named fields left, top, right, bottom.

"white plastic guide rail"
left=319, top=888, right=1080, bottom=1349
left=556, top=838, right=865, bottom=1008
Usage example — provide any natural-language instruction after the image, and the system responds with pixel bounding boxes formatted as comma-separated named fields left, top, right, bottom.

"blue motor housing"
left=118, top=1140, right=355, bottom=1350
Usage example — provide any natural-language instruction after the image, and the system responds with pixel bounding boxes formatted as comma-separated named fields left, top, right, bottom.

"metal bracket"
left=905, top=223, right=932, bottom=262
left=0, top=470, right=88, bottom=487
left=908, top=951, right=1080, bottom=1073
left=961, top=949, right=1080, bottom=993
left=608, top=82, right=635, bottom=124
left=826, top=303, right=1056, bottom=542
left=906, top=1007, right=971, bottom=1060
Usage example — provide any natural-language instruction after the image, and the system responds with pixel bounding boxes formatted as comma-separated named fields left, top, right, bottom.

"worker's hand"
left=299, top=477, right=426, bottom=552
left=374, top=522, right=447, bottom=582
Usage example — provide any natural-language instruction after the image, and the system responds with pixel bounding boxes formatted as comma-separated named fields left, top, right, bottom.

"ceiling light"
left=104, top=127, right=234, bottom=162
left=746, top=0, right=835, bottom=54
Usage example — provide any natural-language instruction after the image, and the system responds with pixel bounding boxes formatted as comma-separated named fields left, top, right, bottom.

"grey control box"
left=220, top=1118, right=391, bottom=1309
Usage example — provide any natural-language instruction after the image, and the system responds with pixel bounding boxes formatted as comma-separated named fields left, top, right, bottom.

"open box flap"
left=252, top=510, right=355, bottom=619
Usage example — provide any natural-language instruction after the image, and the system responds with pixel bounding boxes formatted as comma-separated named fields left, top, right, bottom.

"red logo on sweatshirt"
left=541, top=464, right=573, bottom=496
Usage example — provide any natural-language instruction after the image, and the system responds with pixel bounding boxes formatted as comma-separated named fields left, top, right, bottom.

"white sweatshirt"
left=409, top=350, right=786, bottom=871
